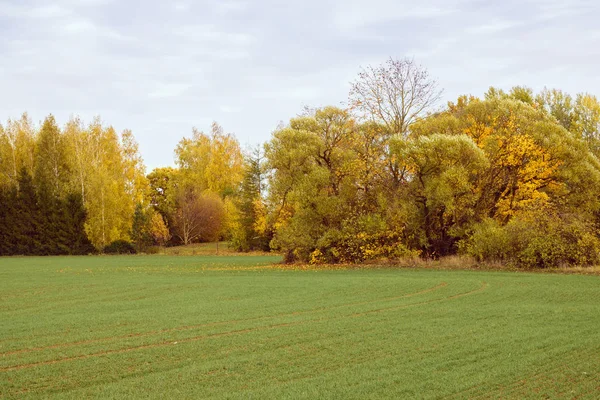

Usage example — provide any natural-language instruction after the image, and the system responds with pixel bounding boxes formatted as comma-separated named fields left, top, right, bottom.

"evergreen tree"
left=64, top=193, right=95, bottom=255
left=131, top=203, right=152, bottom=252
left=0, top=186, right=17, bottom=255
left=14, top=167, right=41, bottom=255
left=232, top=149, right=271, bottom=252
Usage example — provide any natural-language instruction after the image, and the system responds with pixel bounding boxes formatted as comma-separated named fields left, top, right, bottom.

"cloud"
left=148, top=83, right=192, bottom=99
left=467, top=20, right=520, bottom=35
left=220, top=105, right=242, bottom=113
left=0, top=3, right=70, bottom=18
left=333, top=0, right=456, bottom=32
left=0, top=0, right=598, bottom=170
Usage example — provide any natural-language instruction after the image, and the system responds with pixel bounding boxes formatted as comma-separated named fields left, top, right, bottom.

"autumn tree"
left=231, top=147, right=271, bottom=252
left=149, top=211, right=171, bottom=246
left=409, top=94, right=600, bottom=258
left=390, top=134, right=488, bottom=256
left=573, top=93, right=600, bottom=156
left=147, top=167, right=179, bottom=233
left=266, top=106, right=415, bottom=263
left=34, top=115, right=71, bottom=199
left=175, top=122, right=243, bottom=197
left=131, top=203, right=153, bottom=252
left=534, top=88, right=575, bottom=130
left=0, top=113, right=36, bottom=187
left=172, top=190, right=225, bottom=245
left=75, top=119, right=145, bottom=249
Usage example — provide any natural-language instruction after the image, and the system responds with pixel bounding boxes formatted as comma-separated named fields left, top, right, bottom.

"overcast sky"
left=1, top=0, right=599, bottom=171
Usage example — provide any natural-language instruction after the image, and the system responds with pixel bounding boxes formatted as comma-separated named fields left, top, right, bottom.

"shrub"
left=461, top=211, right=600, bottom=268
left=311, top=214, right=419, bottom=264
left=459, top=219, right=509, bottom=262
left=144, top=246, right=161, bottom=254
left=103, top=240, right=136, bottom=254
left=507, top=212, right=600, bottom=268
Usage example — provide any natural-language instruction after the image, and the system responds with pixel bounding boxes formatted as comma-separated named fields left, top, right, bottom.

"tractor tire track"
left=1, top=281, right=488, bottom=372
left=1, top=282, right=447, bottom=358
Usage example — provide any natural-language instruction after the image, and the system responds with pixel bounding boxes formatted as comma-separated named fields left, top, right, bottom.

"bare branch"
left=349, top=58, right=443, bottom=136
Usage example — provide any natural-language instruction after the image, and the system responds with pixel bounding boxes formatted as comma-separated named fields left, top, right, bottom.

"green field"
left=1, top=256, right=599, bottom=399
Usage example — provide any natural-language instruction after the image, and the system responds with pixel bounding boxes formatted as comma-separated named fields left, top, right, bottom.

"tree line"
left=2, top=57, right=600, bottom=267
left=0, top=115, right=147, bottom=254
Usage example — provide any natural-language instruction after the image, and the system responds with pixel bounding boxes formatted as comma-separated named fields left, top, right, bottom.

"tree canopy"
left=2, top=57, right=600, bottom=267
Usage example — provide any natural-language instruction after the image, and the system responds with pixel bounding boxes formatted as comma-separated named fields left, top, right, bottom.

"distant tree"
left=172, top=190, right=225, bottom=245
left=349, top=57, right=442, bottom=136
left=147, top=167, right=178, bottom=229
left=103, top=239, right=136, bottom=254
left=83, top=120, right=140, bottom=249
left=232, top=147, right=271, bottom=252
left=175, top=122, right=243, bottom=197
left=34, top=115, right=71, bottom=199
left=131, top=203, right=153, bottom=252
left=0, top=185, right=17, bottom=255
left=14, top=168, right=41, bottom=254
left=121, top=129, right=148, bottom=206
left=0, top=113, right=36, bottom=187
left=535, top=88, right=575, bottom=130
left=573, top=93, right=600, bottom=156
left=63, top=193, right=94, bottom=254
left=148, top=211, right=171, bottom=246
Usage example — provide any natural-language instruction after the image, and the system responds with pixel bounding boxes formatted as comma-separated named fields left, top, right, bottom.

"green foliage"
left=147, top=167, right=178, bottom=230
left=131, top=203, right=153, bottom=252
left=459, top=219, right=509, bottom=262
left=103, top=239, right=136, bottom=254
left=2, top=73, right=600, bottom=268
left=506, top=212, right=600, bottom=268
left=266, top=93, right=600, bottom=267
left=231, top=148, right=272, bottom=252
left=0, top=168, right=93, bottom=256
left=0, top=114, right=148, bottom=253
left=462, top=211, right=600, bottom=268
left=310, top=214, right=419, bottom=264
left=63, top=193, right=96, bottom=255
left=390, top=134, right=489, bottom=257
left=144, top=245, right=161, bottom=254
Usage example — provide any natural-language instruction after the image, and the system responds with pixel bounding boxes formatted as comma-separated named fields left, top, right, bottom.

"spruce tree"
left=15, top=167, right=41, bottom=255
left=64, top=193, right=94, bottom=255
left=233, top=149, right=271, bottom=251
left=131, top=203, right=153, bottom=252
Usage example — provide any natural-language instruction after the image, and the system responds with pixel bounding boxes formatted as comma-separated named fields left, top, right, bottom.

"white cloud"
left=0, top=0, right=598, bottom=170
left=173, top=2, right=190, bottom=12
left=0, top=3, right=71, bottom=18
left=467, top=21, right=520, bottom=35
left=174, top=25, right=255, bottom=45
left=220, top=105, right=242, bottom=113
left=148, top=83, right=192, bottom=99
left=215, top=1, right=247, bottom=14
left=334, top=0, right=455, bottom=31
left=62, top=19, right=97, bottom=33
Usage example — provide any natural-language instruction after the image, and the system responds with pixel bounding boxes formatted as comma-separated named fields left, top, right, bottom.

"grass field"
left=1, top=255, right=599, bottom=399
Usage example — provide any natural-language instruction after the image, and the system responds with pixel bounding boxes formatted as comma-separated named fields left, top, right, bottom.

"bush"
left=459, top=219, right=509, bottom=262
left=103, top=240, right=136, bottom=254
left=143, top=246, right=161, bottom=254
left=310, top=214, right=419, bottom=264
left=461, top=211, right=600, bottom=268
